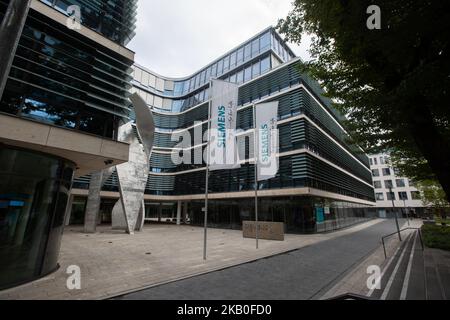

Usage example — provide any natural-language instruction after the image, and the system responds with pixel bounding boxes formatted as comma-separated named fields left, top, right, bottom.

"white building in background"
left=369, top=153, right=426, bottom=218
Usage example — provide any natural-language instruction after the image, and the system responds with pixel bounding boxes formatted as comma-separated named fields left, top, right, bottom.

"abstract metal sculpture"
left=111, top=93, right=155, bottom=234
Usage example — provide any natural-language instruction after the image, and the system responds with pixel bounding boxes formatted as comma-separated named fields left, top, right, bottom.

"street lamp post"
left=389, top=186, right=402, bottom=241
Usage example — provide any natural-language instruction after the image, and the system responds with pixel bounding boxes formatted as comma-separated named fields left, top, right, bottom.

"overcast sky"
left=128, top=0, right=312, bottom=78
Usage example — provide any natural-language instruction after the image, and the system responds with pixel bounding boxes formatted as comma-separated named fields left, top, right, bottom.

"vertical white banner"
left=255, top=101, right=279, bottom=181
left=208, top=79, right=240, bottom=171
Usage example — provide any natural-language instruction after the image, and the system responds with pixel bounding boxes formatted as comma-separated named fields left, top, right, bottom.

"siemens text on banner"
left=255, top=101, right=279, bottom=181
left=208, top=79, right=240, bottom=171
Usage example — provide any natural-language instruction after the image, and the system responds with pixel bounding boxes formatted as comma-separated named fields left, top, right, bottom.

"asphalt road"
left=113, top=219, right=406, bottom=300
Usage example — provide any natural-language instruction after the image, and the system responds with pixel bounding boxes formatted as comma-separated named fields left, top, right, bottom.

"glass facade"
left=0, top=0, right=134, bottom=139
left=0, top=0, right=136, bottom=289
left=189, top=197, right=374, bottom=234
left=0, top=146, right=75, bottom=290
left=72, top=28, right=375, bottom=234
left=40, top=0, right=137, bottom=46
left=131, top=28, right=294, bottom=113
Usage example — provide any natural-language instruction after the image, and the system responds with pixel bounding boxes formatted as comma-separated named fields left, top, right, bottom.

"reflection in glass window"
left=396, top=179, right=406, bottom=187
left=236, top=70, right=244, bottom=84
left=174, top=82, right=183, bottom=95
left=376, top=193, right=384, bottom=201
left=205, top=67, right=211, bottom=82
left=200, top=71, right=206, bottom=85
left=237, top=47, right=244, bottom=64
left=385, top=180, right=393, bottom=188
left=244, top=66, right=252, bottom=82
left=252, top=62, right=260, bottom=78
left=211, top=64, right=217, bottom=77
left=252, top=39, right=259, bottom=57
left=244, top=43, right=252, bottom=60
left=217, top=60, right=223, bottom=75
left=260, top=32, right=271, bottom=50
left=387, top=192, right=396, bottom=201
left=399, top=192, right=408, bottom=200
left=260, top=56, right=270, bottom=74
left=223, top=55, right=230, bottom=72
left=230, top=52, right=237, bottom=67
left=134, top=67, right=142, bottom=83
left=374, top=181, right=382, bottom=189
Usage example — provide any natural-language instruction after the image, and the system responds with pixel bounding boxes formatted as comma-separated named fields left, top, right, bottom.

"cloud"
left=128, top=0, right=312, bottom=77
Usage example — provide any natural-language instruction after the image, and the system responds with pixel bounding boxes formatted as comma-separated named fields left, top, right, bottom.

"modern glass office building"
left=71, top=27, right=376, bottom=234
left=0, top=0, right=136, bottom=289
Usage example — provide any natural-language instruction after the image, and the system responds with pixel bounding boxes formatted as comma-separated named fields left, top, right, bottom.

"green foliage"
left=422, top=224, right=450, bottom=251
left=277, top=0, right=450, bottom=201
left=416, top=180, right=449, bottom=209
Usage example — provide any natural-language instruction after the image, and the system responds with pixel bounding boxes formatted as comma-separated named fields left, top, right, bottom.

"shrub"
left=421, top=224, right=450, bottom=251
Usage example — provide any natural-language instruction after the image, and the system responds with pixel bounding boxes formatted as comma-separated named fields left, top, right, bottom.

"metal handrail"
left=381, top=227, right=424, bottom=259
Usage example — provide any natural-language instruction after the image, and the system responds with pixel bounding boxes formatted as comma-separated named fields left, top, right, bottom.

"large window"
left=385, top=180, right=393, bottom=189
left=260, top=32, right=271, bottom=51
left=237, top=47, right=244, bottom=64
left=244, top=43, right=252, bottom=61
left=387, top=192, right=396, bottom=201
left=396, top=179, right=406, bottom=187
left=376, top=193, right=384, bottom=201
left=252, top=62, right=261, bottom=78
left=236, top=70, right=244, bottom=84
left=374, top=181, right=382, bottom=189
left=244, top=66, right=252, bottom=82
left=230, top=51, right=237, bottom=68
left=382, top=168, right=391, bottom=176
left=372, top=169, right=380, bottom=177
left=261, top=56, right=271, bottom=74
left=223, top=55, right=230, bottom=72
left=251, top=39, right=260, bottom=57
left=399, top=192, right=408, bottom=200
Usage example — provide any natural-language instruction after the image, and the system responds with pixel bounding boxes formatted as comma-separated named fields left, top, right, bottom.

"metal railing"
left=381, top=227, right=424, bottom=259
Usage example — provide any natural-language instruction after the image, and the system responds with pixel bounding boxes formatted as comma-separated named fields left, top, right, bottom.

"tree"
left=277, top=0, right=450, bottom=202
left=416, top=180, right=449, bottom=217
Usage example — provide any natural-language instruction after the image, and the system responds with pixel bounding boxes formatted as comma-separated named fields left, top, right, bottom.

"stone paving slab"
left=320, top=220, right=423, bottom=300
left=0, top=219, right=382, bottom=300
left=114, top=219, right=405, bottom=300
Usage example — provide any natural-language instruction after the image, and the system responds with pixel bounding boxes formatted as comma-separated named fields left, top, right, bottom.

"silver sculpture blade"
left=111, top=94, right=155, bottom=234
left=130, top=93, right=155, bottom=156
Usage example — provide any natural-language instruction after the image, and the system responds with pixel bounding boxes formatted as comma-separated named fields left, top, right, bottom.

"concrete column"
left=176, top=201, right=182, bottom=225
left=84, top=170, right=103, bottom=233
left=0, top=0, right=31, bottom=99
left=183, top=202, right=188, bottom=224
left=64, top=194, right=74, bottom=226
left=158, top=203, right=162, bottom=222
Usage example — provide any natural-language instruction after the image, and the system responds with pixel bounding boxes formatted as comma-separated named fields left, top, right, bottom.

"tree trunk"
left=406, top=104, right=450, bottom=203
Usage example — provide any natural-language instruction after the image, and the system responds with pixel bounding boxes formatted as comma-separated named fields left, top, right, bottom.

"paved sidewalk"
left=0, top=219, right=382, bottom=300
left=113, top=219, right=406, bottom=300
left=321, top=219, right=420, bottom=299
